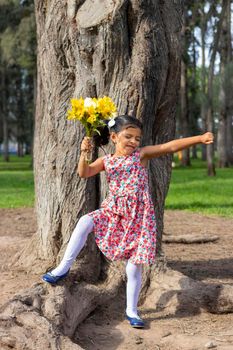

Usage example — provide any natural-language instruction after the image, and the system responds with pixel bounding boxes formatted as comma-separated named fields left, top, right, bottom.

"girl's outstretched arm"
left=78, top=137, right=104, bottom=178
left=140, top=132, right=214, bottom=160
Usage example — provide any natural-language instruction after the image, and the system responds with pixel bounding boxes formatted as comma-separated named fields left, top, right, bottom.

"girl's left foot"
left=42, top=270, right=69, bottom=284
left=126, top=315, right=145, bottom=328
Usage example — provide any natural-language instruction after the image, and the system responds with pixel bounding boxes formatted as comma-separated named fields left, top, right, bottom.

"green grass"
left=165, top=158, right=233, bottom=218
left=0, top=155, right=34, bottom=208
left=1, top=155, right=233, bottom=217
left=0, top=155, right=32, bottom=171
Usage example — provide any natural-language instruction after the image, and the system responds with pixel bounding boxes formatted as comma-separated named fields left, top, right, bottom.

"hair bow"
left=108, top=118, right=116, bottom=128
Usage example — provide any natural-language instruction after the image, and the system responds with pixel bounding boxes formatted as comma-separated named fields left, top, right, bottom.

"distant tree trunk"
left=226, top=114, right=233, bottom=165
left=206, top=1, right=227, bottom=176
left=206, top=88, right=215, bottom=176
left=179, top=6, right=190, bottom=166
left=3, top=117, right=9, bottom=161
left=208, top=0, right=228, bottom=175
left=1, top=70, right=9, bottom=162
left=200, top=6, right=207, bottom=161
left=15, top=71, right=25, bottom=158
left=218, top=0, right=233, bottom=166
left=180, top=60, right=191, bottom=165
left=190, top=28, right=199, bottom=160
left=192, top=145, right=198, bottom=159
left=17, top=142, right=24, bottom=157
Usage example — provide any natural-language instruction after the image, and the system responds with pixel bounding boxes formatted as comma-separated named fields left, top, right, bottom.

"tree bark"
left=206, top=0, right=228, bottom=176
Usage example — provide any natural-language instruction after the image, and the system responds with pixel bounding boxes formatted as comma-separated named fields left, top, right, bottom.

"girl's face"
left=110, top=127, right=142, bottom=156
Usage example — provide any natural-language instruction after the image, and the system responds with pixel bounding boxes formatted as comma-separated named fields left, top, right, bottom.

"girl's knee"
left=79, top=214, right=92, bottom=223
left=77, top=214, right=94, bottom=231
left=126, top=261, right=142, bottom=276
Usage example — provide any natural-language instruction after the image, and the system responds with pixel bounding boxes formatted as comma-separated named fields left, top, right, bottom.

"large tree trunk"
left=19, top=0, right=182, bottom=272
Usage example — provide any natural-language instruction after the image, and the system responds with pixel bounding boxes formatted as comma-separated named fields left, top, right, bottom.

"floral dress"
left=88, top=148, right=157, bottom=265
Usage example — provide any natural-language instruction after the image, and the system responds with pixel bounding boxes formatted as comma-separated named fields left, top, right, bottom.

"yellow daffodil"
left=67, top=96, right=117, bottom=137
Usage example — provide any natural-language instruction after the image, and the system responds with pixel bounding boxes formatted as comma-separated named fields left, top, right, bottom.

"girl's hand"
left=201, top=132, right=214, bottom=144
left=80, top=136, right=94, bottom=153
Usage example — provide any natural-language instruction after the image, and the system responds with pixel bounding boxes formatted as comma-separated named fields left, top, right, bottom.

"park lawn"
left=0, top=155, right=232, bottom=217
left=165, top=159, right=233, bottom=218
left=0, top=155, right=32, bottom=171
left=0, top=155, right=34, bottom=208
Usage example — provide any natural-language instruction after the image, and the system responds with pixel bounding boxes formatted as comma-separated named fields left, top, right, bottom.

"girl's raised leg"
left=49, top=214, right=94, bottom=277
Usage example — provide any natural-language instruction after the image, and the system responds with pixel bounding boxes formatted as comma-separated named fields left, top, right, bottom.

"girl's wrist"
left=198, top=135, right=204, bottom=144
left=80, top=150, right=92, bottom=164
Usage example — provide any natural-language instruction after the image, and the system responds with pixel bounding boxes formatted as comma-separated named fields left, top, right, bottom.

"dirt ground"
left=1, top=208, right=233, bottom=350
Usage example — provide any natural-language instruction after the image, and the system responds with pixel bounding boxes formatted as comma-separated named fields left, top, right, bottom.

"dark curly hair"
left=93, top=115, right=143, bottom=147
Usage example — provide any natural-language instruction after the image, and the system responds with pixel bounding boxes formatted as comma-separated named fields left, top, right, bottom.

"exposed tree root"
left=162, top=234, right=219, bottom=244
left=0, top=262, right=124, bottom=350
left=1, top=262, right=233, bottom=350
left=144, top=267, right=233, bottom=315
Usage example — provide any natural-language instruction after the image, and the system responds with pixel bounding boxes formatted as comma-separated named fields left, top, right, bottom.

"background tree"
left=217, top=0, right=233, bottom=167
left=205, top=0, right=228, bottom=176
left=0, top=0, right=36, bottom=158
left=179, top=1, right=191, bottom=166
left=176, top=0, right=233, bottom=171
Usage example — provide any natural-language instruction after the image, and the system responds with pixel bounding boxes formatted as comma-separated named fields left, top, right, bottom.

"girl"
left=42, top=115, right=214, bottom=328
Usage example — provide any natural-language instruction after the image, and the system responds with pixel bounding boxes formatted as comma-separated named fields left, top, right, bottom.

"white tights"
left=51, top=214, right=142, bottom=319
left=52, top=214, right=93, bottom=276
left=125, top=261, right=142, bottom=319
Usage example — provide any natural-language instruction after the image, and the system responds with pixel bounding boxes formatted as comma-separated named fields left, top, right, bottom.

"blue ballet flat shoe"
left=126, top=315, right=145, bottom=328
left=42, top=270, right=69, bottom=284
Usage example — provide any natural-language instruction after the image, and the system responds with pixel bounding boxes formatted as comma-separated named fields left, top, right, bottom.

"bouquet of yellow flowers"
left=67, top=96, right=117, bottom=137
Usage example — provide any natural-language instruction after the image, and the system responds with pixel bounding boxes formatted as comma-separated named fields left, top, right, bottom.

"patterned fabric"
left=88, top=148, right=157, bottom=264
